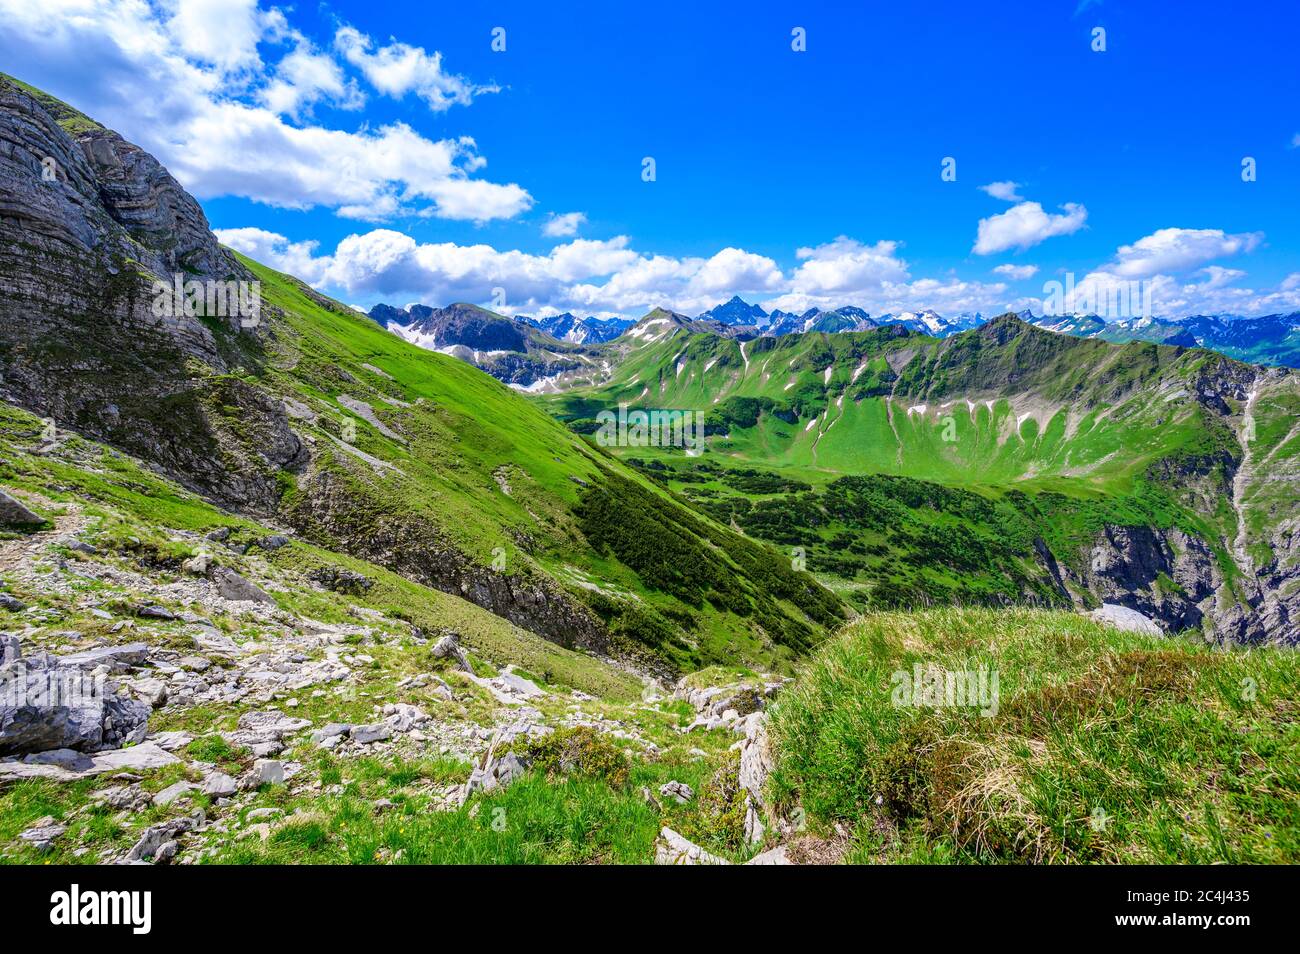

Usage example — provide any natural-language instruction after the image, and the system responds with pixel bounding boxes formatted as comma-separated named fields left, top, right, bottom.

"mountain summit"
left=697, top=295, right=770, bottom=326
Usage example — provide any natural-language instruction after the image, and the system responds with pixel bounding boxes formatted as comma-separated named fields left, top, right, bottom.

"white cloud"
left=213, top=226, right=329, bottom=283
left=0, top=0, right=528, bottom=223
left=334, top=25, right=497, bottom=112
left=689, top=248, right=785, bottom=296
left=542, top=212, right=587, bottom=238
left=992, top=263, right=1039, bottom=280
left=217, top=227, right=790, bottom=317
left=980, top=181, right=1023, bottom=202
left=1291, top=133, right=1300, bottom=148
left=162, top=0, right=264, bottom=77
left=1108, top=227, right=1263, bottom=278
left=762, top=238, right=1011, bottom=317
left=789, top=237, right=910, bottom=294
left=547, top=237, right=639, bottom=282
left=1194, top=265, right=1247, bottom=290
left=1038, top=226, right=1279, bottom=318
left=974, top=201, right=1088, bottom=255
left=259, top=38, right=364, bottom=118
left=218, top=218, right=1300, bottom=323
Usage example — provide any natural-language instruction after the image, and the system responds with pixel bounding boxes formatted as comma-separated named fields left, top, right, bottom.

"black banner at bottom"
left=0, top=864, right=1278, bottom=940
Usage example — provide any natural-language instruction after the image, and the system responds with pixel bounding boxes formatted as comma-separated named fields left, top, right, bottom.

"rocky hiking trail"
left=0, top=487, right=816, bottom=865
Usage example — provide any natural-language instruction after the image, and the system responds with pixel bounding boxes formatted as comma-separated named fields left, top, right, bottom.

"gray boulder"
left=350, top=723, right=392, bottom=745
left=254, top=759, right=284, bottom=784
left=0, top=489, right=43, bottom=528
left=0, top=742, right=178, bottom=781
left=654, top=827, right=731, bottom=865
left=464, top=750, right=529, bottom=796
left=152, top=781, right=195, bottom=807
left=1088, top=603, right=1164, bottom=636
left=18, top=817, right=67, bottom=852
left=200, top=771, right=237, bottom=797
left=124, top=816, right=198, bottom=864
left=310, top=723, right=351, bottom=746
left=432, top=633, right=473, bottom=673
left=659, top=780, right=694, bottom=804
left=212, top=567, right=275, bottom=604
left=0, top=639, right=151, bottom=756
left=56, top=642, right=149, bottom=672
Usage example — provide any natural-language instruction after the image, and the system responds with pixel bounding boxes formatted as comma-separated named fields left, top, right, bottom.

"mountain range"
left=0, top=72, right=1296, bottom=868
left=360, top=292, right=1300, bottom=399
left=1030, top=311, right=1300, bottom=368
left=526, top=312, right=635, bottom=344
left=540, top=309, right=1300, bottom=644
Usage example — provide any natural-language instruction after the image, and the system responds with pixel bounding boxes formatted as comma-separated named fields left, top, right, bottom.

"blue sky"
left=2, top=0, right=1298, bottom=318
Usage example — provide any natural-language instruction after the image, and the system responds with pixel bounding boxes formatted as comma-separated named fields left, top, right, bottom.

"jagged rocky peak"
left=697, top=295, right=769, bottom=326
left=0, top=73, right=238, bottom=286
left=0, top=75, right=300, bottom=512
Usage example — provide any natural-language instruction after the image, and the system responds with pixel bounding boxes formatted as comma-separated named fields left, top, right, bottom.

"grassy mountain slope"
left=237, top=259, right=844, bottom=672
left=538, top=317, right=1300, bottom=641
left=0, top=403, right=777, bottom=865
left=768, top=607, right=1300, bottom=863
left=0, top=402, right=636, bottom=699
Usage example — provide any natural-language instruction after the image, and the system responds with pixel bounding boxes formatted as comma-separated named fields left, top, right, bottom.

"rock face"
left=0, top=76, right=306, bottom=513
left=1058, top=516, right=1299, bottom=645
left=289, top=468, right=609, bottom=652
left=0, top=637, right=150, bottom=756
left=1069, top=525, right=1211, bottom=633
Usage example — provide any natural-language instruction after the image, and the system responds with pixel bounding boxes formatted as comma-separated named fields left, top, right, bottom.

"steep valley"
left=540, top=313, right=1300, bottom=644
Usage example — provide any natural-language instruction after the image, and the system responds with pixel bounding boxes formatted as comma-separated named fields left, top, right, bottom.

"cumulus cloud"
left=217, top=224, right=1017, bottom=320
left=334, top=25, right=497, bottom=111
left=220, top=216, right=1298, bottom=323
left=217, top=227, right=786, bottom=317
left=1108, top=228, right=1263, bottom=278
left=259, top=34, right=365, bottom=118
left=0, top=0, right=529, bottom=223
left=789, top=237, right=910, bottom=294
left=992, top=263, right=1039, bottom=280
left=162, top=0, right=265, bottom=77
left=1037, top=226, right=1279, bottom=318
left=973, top=201, right=1088, bottom=255
left=689, top=248, right=785, bottom=296
left=213, top=227, right=329, bottom=284
left=542, top=212, right=587, bottom=238
left=980, top=181, right=1024, bottom=202
left=760, top=238, right=1011, bottom=317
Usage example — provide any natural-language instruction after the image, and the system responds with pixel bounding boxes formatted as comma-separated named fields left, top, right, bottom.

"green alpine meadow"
left=0, top=0, right=1296, bottom=894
